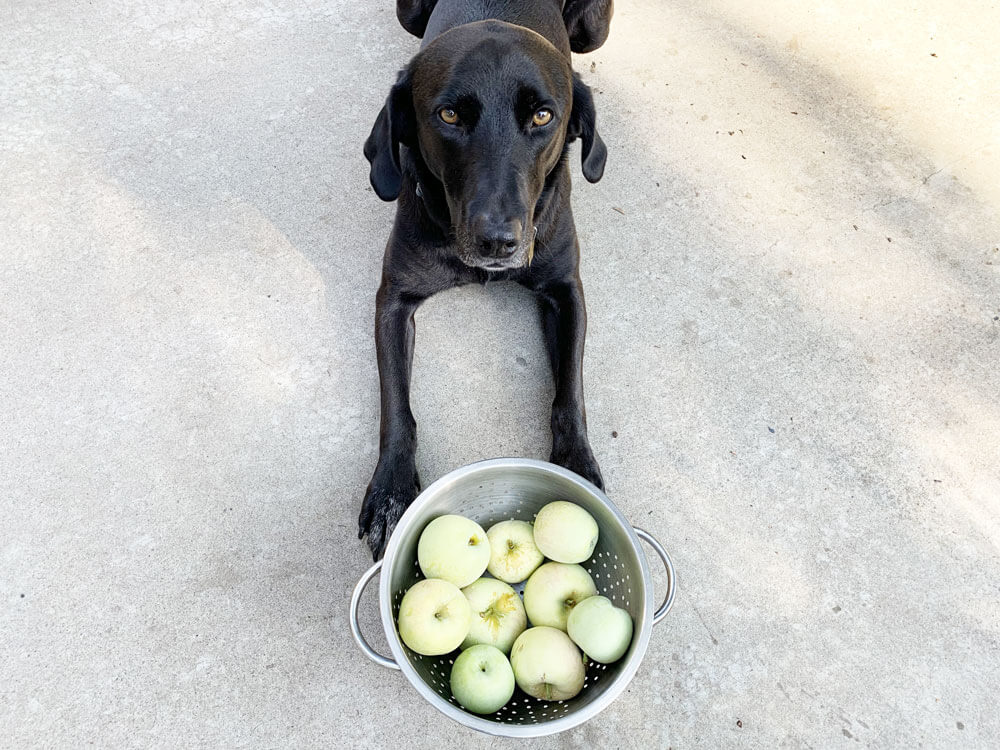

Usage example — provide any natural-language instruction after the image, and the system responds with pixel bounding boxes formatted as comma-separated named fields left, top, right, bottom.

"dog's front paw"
left=358, top=461, right=420, bottom=561
left=551, top=438, right=604, bottom=490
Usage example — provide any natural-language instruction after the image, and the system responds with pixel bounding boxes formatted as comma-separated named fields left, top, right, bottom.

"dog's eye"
left=532, top=109, right=553, bottom=127
left=439, top=108, right=459, bottom=125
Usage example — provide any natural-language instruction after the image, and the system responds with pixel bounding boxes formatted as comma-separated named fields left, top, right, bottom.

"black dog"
left=359, top=0, right=614, bottom=559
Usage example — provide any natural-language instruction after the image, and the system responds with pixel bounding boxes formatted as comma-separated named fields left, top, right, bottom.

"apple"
left=523, top=562, right=597, bottom=631
left=450, top=644, right=515, bottom=714
left=510, top=626, right=586, bottom=701
left=486, top=520, right=544, bottom=583
left=417, top=514, right=491, bottom=588
left=567, top=595, right=633, bottom=663
left=397, top=578, right=472, bottom=656
left=532, top=501, right=599, bottom=563
left=461, top=577, right=527, bottom=654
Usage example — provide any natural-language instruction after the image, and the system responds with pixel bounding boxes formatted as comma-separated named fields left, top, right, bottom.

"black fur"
left=562, top=0, right=614, bottom=53
left=359, top=0, right=613, bottom=559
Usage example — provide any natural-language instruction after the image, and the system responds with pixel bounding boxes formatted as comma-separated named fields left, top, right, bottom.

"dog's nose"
left=473, top=214, right=522, bottom=257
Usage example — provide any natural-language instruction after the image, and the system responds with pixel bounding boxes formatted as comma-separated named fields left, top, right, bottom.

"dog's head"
left=364, top=21, right=606, bottom=271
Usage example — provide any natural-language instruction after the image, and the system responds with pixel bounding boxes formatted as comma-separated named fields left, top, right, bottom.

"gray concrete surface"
left=2, top=0, right=998, bottom=747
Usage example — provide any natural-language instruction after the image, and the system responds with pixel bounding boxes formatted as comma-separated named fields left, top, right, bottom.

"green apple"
left=450, top=644, right=515, bottom=714
left=523, top=562, right=597, bottom=631
left=567, top=595, right=633, bottom=663
left=510, top=626, right=586, bottom=701
left=417, top=514, right=491, bottom=588
left=532, top=501, right=599, bottom=563
left=397, top=578, right=472, bottom=656
left=486, top=520, right=544, bottom=583
left=461, top=577, right=527, bottom=654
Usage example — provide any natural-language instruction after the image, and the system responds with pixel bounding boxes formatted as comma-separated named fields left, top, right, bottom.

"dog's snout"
left=474, top=214, right=522, bottom=257
left=483, top=229, right=519, bottom=257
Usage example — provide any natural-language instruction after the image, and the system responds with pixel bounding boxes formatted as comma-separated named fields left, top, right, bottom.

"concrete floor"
left=2, top=0, right=998, bottom=747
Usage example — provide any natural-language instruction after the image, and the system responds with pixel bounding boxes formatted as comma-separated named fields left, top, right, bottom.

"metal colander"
left=350, top=458, right=676, bottom=737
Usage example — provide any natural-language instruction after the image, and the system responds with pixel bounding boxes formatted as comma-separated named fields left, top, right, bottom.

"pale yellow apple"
left=461, top=577, right=527, bottom=654
left=523, top=562, right=597, bottom=631
left=532, top=501, right=599, bottom=564
left=486, top=520, right=544, bottom=583
left=510, top=626, right=586, bottom=700
left=397, top=578, right=472, bottom=656
left=417, top=514, right=491, bottom=588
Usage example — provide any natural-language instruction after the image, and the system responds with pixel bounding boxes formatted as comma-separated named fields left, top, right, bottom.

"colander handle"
left=634, top=527, right=677, bottom=626
left=349, top=560, right=400, bottom=670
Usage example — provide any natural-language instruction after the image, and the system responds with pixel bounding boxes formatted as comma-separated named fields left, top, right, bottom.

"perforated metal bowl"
left=350, top=458, right=676, bottom=737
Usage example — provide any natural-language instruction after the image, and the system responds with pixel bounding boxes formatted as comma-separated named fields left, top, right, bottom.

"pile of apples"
left=395, top=501, right=633, bottom=715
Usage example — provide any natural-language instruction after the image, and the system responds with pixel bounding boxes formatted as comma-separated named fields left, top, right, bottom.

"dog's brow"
left=516, top=85, right=556, bottom=114
left=432, top=92, right=481, bottom=127
left=455, top=93, right=481, bottom=111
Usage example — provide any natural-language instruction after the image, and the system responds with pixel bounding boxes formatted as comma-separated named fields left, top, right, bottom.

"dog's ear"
left=364, top=70, right=416, bottom=201
left=562, top=0, right=614, bottom=54
left=568, top=74, right=607, bottom=183
left=396, top=0, right=439, bottom=38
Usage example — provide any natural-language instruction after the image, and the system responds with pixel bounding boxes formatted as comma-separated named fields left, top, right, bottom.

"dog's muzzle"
left=459, top=225, right=537, bottom=271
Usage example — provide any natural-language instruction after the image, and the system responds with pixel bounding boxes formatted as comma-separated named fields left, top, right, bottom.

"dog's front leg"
left=358, top=280, right=423, bottom=560
left=539, top=275, right=605, bottom=489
